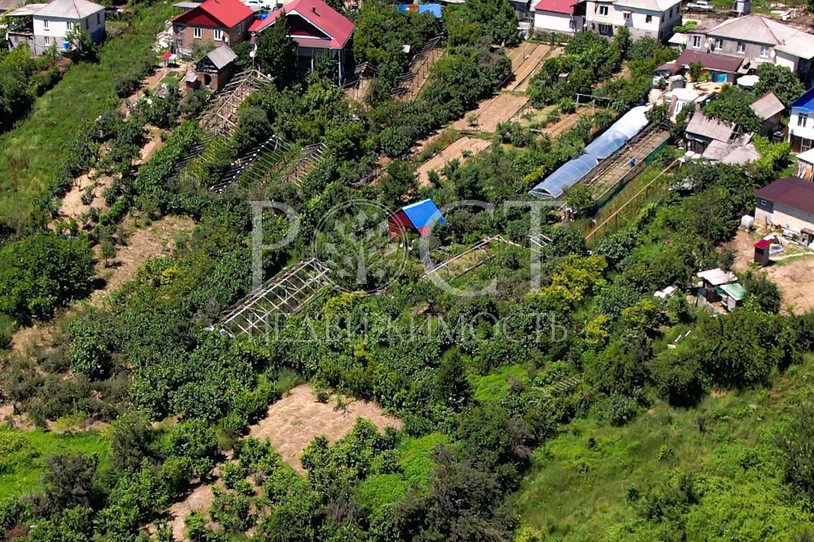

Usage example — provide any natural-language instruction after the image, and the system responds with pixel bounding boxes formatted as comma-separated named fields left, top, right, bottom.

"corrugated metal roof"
left=5, top=2, right=46, bottom=15
left=791, top=86, right=814, bottom=112
left=701, top=15, right=808, bottom=47
left=701, top=140, right=760, bottom=164
left=204, top=43, right=237, bottom=69
left=173, top=0, right=253, bottom=29
left=750, top=92, right=785, bottom=119
left=35, top=0, right=103, bottom=19
left=755, top=176, right=814, bottom=217
left=533, top=0, right=577, bottom=14
left=249, top=0, right=355, bottom=49
left=686, top=111, right=736, bottom=142
left=401, top=199, right=446, bottom=236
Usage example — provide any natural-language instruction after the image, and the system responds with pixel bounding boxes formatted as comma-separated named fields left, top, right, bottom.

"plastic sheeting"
left=529, top=105, right=651, bottom=199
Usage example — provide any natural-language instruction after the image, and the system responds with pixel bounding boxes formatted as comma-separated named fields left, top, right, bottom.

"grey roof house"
left=685, top=15, right=814, bottom=84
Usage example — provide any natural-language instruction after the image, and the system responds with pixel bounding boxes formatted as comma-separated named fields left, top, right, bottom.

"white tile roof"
left=34, top=0, right=104, bottom=19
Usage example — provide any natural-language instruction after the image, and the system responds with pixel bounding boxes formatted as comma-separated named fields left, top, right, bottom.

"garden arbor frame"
left=220, top=259, right=332, bottom=339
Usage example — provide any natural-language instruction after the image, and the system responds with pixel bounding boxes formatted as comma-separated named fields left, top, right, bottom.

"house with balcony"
left=533, top=0, right=585, bottom=35
left=789, top=86, right=814, bottom=153
left=171, top=0, right=254, bottom=56
left=5, top=0, right=105, bottom=56
left=584, top=0, right=681, bottom=41
left=249, top=0, right=355, bottom=83
left=685, top=15, right=814, bottom=85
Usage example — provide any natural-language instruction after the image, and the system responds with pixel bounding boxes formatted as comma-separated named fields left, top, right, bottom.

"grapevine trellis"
left=208, top=136, right=292, bottom=192
left=198, top=70, right=274, bottom=138
left=279, top=143, right=328, bottom=186
left=390, top=34, right=445, bottom=100
left=219, top=259, right=333, bottom=339
left=421, top=235, right=519, bottom=282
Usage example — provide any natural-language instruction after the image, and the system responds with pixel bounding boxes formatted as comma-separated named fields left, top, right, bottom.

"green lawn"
left=513, top=356, right=814, bottom=541
left=0, top=427, right=110, bottom=497
left=0, top=3, right=173, bottom=230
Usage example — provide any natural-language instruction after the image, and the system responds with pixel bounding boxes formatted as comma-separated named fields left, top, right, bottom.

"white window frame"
left=715, top=38, right=723, bottom=50
left=214, top=29, right=223, bottom=41
left=799, top=112, right=808, bottom=128
left=599, top=23, right=613, bottom=35
left=692, top=35, right=702, bottom=49
left=599, top=5, right=609, bottom=16
left=623, top=12, right=630, bottom=20
left=193, top=26, right=202, bottom=39
left=66, top=21, right=72, bottom=30
left=760, top=45, right=770, bottom=57
left=43, top=18, right=49, bottom=29
left=44, top=35, right=50, bottom=45
left=737, top=41, right=745, bottom=53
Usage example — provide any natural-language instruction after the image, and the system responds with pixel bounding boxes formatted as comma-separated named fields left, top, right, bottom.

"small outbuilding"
left=754, top=238, right=771, bottom=266
left=189, top=44, right=238, bottom=91
left=749, top=92, right=785, bottom=137
left=388, top=199, right=446, bottom=239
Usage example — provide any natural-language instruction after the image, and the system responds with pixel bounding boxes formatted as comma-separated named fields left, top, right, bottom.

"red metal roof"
left=249, top=0, right=354, bottom=49
left=755, top=176, right=814, bottom=217
left=754, top=239, right=771, bottom=249
left=173, top=0, right=253, bottom=29
left=533, top=0, right=576, bottom=13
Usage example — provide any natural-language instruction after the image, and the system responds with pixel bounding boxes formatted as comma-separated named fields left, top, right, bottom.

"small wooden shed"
left=189, top=44, right=238, bottom=91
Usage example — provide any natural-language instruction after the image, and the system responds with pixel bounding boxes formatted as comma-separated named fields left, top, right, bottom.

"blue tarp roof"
left=791, top=86, right=814, bottom=112
left=529, top=106, right=650, bottom=199
left=402, top=199, right=447, bottom=229
left=399, top=3, right=442, bottom=17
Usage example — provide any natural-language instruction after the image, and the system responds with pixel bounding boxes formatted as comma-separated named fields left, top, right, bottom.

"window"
left=692, top=35, right=702, bottom=48
left=715, top=38, right=723, bottom=50
left=623, top=12, right=630, bottom=20
left=646, top=14, right=652, bottom=22
left=799, top=112, right=808, bottom=128
left=599, top=5, right=608, bottom=15
left=85, top=18, right=89, bottom=30
left=214, top=29, right=223, bottom=41
left=43, top=19, right=49, bottom=29
left=193, top=27, right=202, bottom=39
left=66, top=21, right=72, bottom=30
left=44, top=36, right=50, bottom=45
left=737, top=41, right=745, bottom=53
left=760, top=45, right=769, bottom=57
left=599, top=23, right=613, bottom=35
left=97, top=13, right=100, bottom=24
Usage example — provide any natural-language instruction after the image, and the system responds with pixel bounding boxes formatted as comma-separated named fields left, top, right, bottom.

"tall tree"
left=256, top=15, right=298, bottom=87
left=754, top=63, right=805, bottom=105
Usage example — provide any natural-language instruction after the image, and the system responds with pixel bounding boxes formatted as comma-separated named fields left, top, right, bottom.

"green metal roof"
left=719, top=282, right=746, bottom=301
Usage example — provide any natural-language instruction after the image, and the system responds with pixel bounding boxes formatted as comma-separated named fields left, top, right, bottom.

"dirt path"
left=452, top=93, right=529, bottom=134
left=57, top=172, right=114, bottom=226
left=90, top=215, right=194, bottom=306
left=541, top=106, right=600, bottom=139
left=514, top=47, right=563, bottom=93
left=416, top=137, right=492, bottom=186
left=725, top=229, right=814, bottom=314
left=506, top=44, right=551, bottom=92
left=165, top=384, right=401, bottom=540
left=250, top=384, right=402, bottom=474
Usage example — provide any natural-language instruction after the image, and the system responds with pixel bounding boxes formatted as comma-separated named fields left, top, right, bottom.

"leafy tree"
left=111, top=414, right=160, bottom=473
left=753, top=63, right=805, bottom=105
left=741, top=270, right=781, bottom=313
left=778, top=403, right=814, bottom=498
left=461, top=0, right=519, bottom=46
left=41, top=453, right=99, bottom=515
left=234, top=106, right=273, bottom=154
left=256, top=16, right=298, bottom=86
left=436, top=353, right=473, bottom=410
left=702, top=86, right=762, bottom=133
left=0, top=234, right=94, bottom=322
left=66, top=26, right=98, bottom=63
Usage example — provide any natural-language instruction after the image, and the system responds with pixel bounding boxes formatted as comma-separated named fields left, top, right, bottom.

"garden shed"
left=189, top=44, right=238, bottom=91
left=389, top=199, right=446, bottom=239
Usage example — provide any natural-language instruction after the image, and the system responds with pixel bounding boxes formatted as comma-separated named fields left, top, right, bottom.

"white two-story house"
left=585, top=0, right=682, bottom=41
left=5, top=0, right=105, bottom=56
left=789, top=87, right=814, bottom=153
